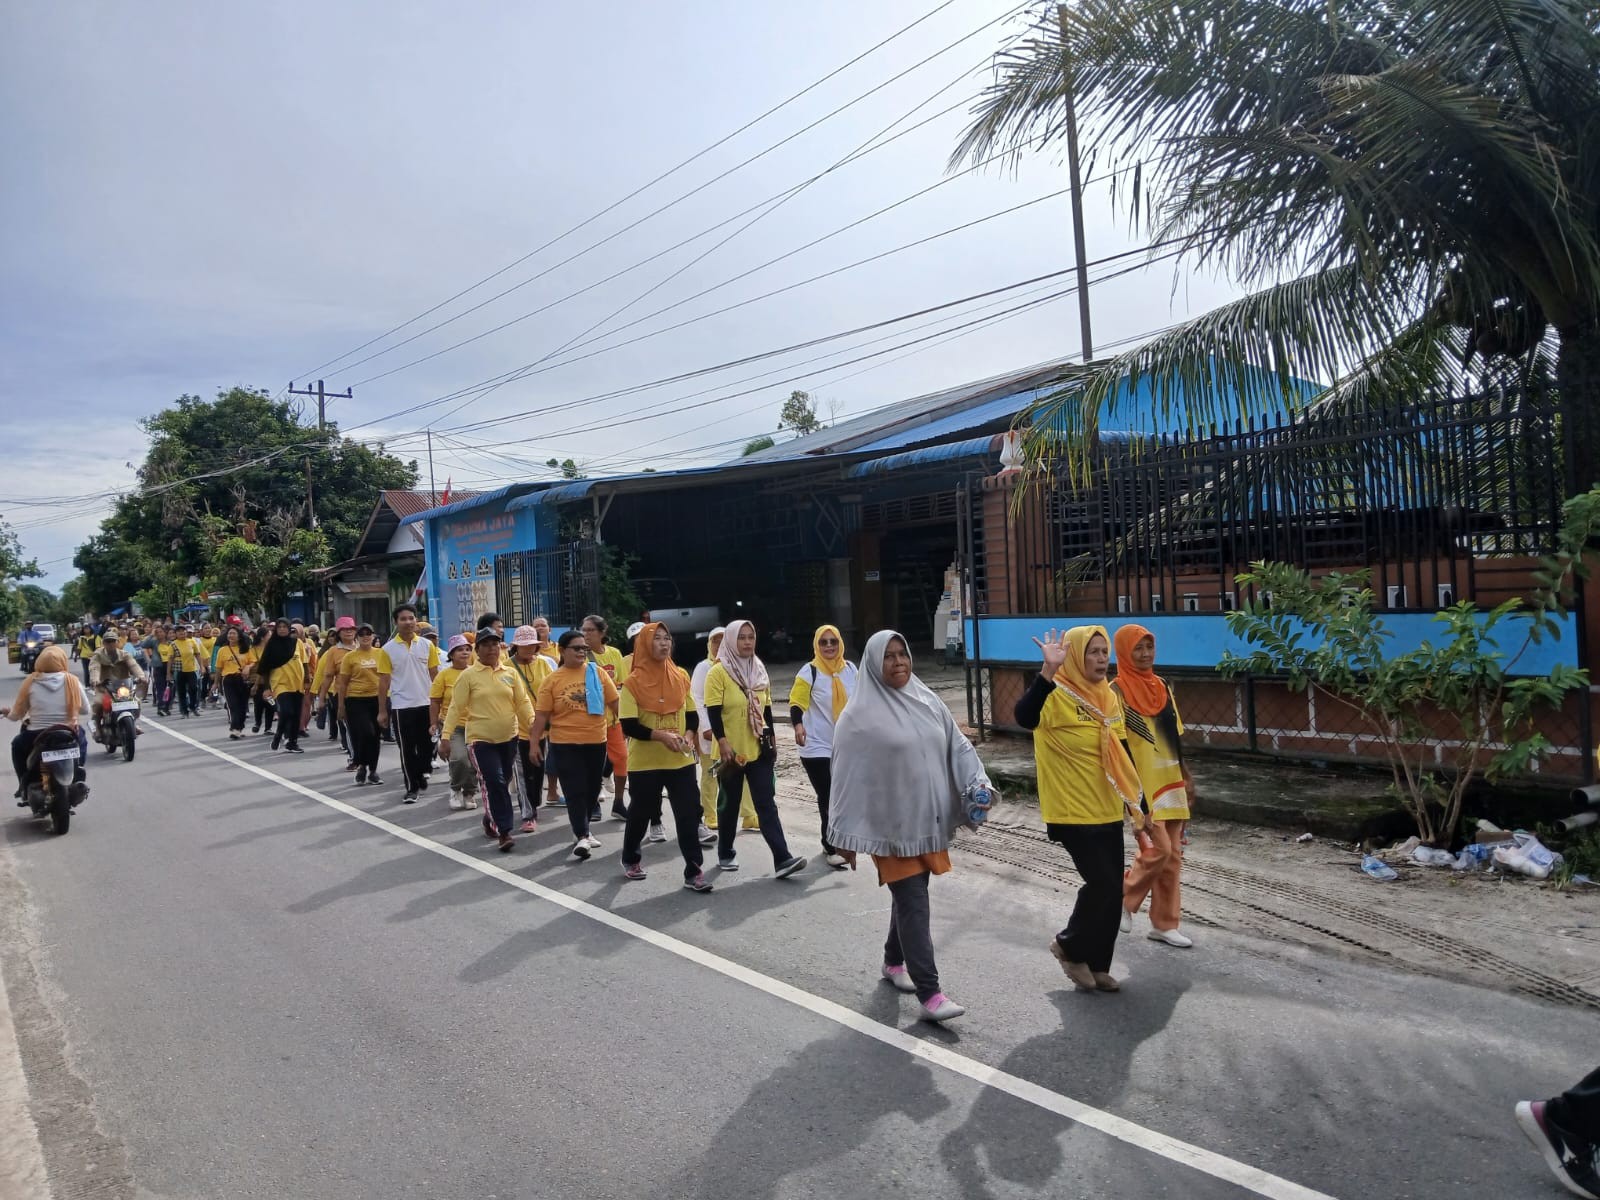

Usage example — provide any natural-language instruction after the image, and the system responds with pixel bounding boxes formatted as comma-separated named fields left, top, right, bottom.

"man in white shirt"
left=380, top=604, right=440, bottom=803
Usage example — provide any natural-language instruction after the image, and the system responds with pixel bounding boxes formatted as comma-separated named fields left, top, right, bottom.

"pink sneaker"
left=919, top=993, right=966, bottom=1023
left=880, top=963, right=916, bottom=994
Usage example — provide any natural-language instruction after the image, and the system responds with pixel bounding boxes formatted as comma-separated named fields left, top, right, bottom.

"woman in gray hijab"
left=828, top=630, right=993, bottom=1022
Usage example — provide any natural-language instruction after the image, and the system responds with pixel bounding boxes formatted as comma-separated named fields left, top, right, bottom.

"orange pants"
left=1124, top=818, right=1184, bottom=931
left=605, top=722, right=627, bottom=779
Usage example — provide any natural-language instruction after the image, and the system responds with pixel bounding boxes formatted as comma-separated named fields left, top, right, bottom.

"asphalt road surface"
left=0, top=673, right=1592, bottom=1200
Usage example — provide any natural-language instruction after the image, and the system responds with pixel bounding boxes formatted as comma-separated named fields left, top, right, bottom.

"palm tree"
left=954, top=0, right=1600, bottom=493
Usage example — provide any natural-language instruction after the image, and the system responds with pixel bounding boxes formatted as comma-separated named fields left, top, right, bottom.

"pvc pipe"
left=1575, top=784, right=1600, bottom=808
left=1557, top=810, right=1598, bottom=833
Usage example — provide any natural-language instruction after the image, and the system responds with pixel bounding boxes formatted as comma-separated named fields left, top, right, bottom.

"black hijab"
left=256, top=622, right=298, bottom=677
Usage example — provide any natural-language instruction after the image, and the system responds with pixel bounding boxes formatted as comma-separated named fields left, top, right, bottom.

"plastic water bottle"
left=967, top=786, right=993, bottom=826
left=1360, top=854, right=1399, bottom=881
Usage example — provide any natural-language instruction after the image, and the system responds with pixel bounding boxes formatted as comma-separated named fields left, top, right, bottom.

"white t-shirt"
left=791, top=661, right=858, bottom=760
left=381, top=634, right=439, bottom=709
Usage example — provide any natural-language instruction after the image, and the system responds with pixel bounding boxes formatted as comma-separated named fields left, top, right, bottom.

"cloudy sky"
left=1, top=0, right=1242, bottom=591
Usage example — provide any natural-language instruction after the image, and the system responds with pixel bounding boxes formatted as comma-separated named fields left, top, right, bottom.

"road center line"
left=148, top=721, right=1336, bottom=1200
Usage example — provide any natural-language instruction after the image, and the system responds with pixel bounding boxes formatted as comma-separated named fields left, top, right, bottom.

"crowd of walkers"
left=22, top=607, right=1203, bottom=1024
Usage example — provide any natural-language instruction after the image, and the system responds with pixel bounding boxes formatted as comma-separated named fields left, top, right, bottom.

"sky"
left=0, top=0, right=1244, bottom=592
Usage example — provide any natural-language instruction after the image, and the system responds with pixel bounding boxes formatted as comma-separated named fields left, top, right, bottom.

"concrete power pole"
left=288, top=379, right=354, bottom=435
left=1056, top=3, right=1094, bottom=361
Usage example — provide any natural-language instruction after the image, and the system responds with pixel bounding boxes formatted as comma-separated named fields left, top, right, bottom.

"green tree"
left=956, top=0, right=1600, bottom=487
left=16, top=583, right=55, bottom=619
left=778, top=389, right=824, bottom=436
left=545, top=457, right=587, bottom=480
left=741, top=436, right=776, bottom=456
left=1220, top=487, right=1600, bottom=843
left=204, top=527, right=329, bottom=616
left=75, top=387, right=415, bottom=608
left=0, top=518, right=41, bottom=633
left=54, top=577, right=90, bottom=626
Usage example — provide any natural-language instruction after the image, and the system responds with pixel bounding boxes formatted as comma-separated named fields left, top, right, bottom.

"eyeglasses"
left=818, top=638, right=840, bottom=646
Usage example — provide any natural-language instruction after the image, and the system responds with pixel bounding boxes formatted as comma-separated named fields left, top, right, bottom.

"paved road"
left=0, top=674, right=1592, bottom=1200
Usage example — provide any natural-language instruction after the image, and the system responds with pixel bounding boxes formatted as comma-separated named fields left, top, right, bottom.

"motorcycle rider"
left=89, top=629, right=147, bottom=742
left=1, top=645, right=89, bottom=805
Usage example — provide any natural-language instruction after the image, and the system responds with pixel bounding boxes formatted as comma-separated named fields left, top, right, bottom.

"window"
left=1150, top=594, right=1165, bottom=612
left=1386, top=585, right=1407, bottom=608
left=1437, top=584, right=1455, bottom=607
left=1181, top=594, right=1200, bottom=612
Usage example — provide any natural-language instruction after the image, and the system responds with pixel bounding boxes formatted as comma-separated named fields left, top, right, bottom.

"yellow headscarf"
left=1051, top=625, right=1143, bottom=810
left=808, top=625, right=849, bottom=722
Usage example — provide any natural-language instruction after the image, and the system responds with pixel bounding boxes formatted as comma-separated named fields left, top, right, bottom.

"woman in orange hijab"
left=1014, top=625, right=1146, bottom=993
left=1113, top=625, right=1194, bottom=948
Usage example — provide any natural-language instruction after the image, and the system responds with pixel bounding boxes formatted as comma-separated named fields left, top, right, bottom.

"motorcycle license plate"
left=112, top=701, right=139, bottom=712
left=40, top=748, right=77, bottom=763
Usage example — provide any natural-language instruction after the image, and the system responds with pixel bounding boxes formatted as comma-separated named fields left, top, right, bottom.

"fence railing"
left=493, top=541, right=600, bottom=631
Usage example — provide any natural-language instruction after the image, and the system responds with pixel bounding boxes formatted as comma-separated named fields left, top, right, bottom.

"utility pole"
left=1057, top=3, right=1094, bottom=361
left=427, top=430, right=438, bottom=506
left=288, top=378, right=354, bottom=434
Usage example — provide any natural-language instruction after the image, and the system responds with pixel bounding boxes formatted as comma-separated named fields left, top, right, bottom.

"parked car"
left=633, top=578, right=719, bottom=648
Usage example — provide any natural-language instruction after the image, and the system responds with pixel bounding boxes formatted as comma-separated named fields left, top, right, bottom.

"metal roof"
left=397, top=482, right=547, bottom=527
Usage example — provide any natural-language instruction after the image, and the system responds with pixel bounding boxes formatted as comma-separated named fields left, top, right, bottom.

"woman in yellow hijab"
left=1013, top=625, right=1146, bottom=994
left=790, top=625, right=859, bottom=868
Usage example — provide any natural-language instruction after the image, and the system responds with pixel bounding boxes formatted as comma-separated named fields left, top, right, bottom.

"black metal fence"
left=493, top=541, right=600, bottom=631
left=967, top=386, right=1570, bottom=617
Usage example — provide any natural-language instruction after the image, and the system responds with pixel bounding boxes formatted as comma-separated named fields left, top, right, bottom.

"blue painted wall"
left=421, top=500, right=556, bottom=636
left=964, top=612, right=1580, bottom=676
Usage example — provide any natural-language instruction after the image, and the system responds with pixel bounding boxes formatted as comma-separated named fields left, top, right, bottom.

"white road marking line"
left=0, top=952, right=51, bottom=1200
left=150, top=721, right=1336, bottom=1200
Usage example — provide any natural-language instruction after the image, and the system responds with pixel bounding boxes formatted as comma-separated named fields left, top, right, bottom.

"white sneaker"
left=697, top=822, right=716, bottom=845
left=919, top=993, right=966, bottom=1023
left=583, top=835, right=602, bottom=850
left=825, top=853, right=849, bottom=870
left=1119, top=908, right=1134, bottom=934
left=647, top=821, right=668, bottom=843
left=465, top=793, right=479, bottom=810
left=447, top=791, right=466, bottom=811
left=1147, top=928, right=1193, bottom=948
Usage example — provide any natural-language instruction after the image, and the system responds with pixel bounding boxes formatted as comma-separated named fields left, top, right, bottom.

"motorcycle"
left=22, top=725, right=85, bottom=835
left=95, top=683, right=141, bottom=762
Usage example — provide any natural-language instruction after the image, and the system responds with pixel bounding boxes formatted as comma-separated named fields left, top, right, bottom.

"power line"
left=293, top=0, right=1018, bottom=386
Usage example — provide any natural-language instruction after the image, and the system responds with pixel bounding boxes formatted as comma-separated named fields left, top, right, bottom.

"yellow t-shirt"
left=156, top=642, right=174, bottom=665
left=508, top=654, right=552, bottom=726
left=312, top=644, right=351, bottom=693
left=537, top=643, right=559, bottom=663
left=1113, top=682, right=1188, bottom=820
left=446, top=662, right=534, bottom=744
left=199, top=637, right=216, bottom=667
left=76, top=634, right=99, bottom=659
left=1033, top=685, right=1126, bottom=825
left=431, top=665, right=467, bottom=730
left=268, top=641, right=311, bottom=695
left=535, top=664, right=618, bottom=745
left=215, top=643, right=256, bottom=678
left=618, top=685, right=695, bottom=773
left=174, top=638, right=203, bottom=673
left=338, top=648, right=391, bottom=699
left=703, top=663, right=770, bottom=763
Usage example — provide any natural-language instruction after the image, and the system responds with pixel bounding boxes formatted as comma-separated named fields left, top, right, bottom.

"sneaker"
left=368, top=774, right=384, bottom=787
left=549, top=794, right=567, bottom=807
left=1048, top=940, right=1097, bottom=991
left=1148, top=928, right=1193, bottom=949
left=611, top=806, right=629, bottom=822
left=345, top=761, right=358, bottom=772
left=572, top=839, right=591, bottom=861
left=464, top=794, right=478, bottom=809
left=1092, top=972, right=1121, bottom=992
left=286, top=745, right=304, bottom=754
left=355, top=766, right=368, bottom=785
left=1516, top=1100, right=1600, bottom=1200
left=717, top=857, right=739, bottom=872
left=647, top=822, right=667, bottom=843
left=919, top=993, right=966, bottom=1023
left=582, top=835, right=602, bottom=850
left=520, top=818, right=538, bottom=834
left=622, top=862, right=647, bottom=881
left=774, top=855, right=807, bottom=879
left=497, top=835, right=515, bottom=853
left=448, top=791, right=466, bottom=811
left=402, top=791, right=418, bottom=804
left=881, top=963, right=917, bottom=994
left=1119, top=908, right=1134, bottom=934
left=589, top=805, right=603, bottom=823
left=683, top=873, right=713, bottom=893
left=697, top=822, right=717, bottom=846
left=825, top=853, right=849, bottom=870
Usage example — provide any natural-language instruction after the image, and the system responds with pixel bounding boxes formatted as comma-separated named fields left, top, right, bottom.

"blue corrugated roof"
left=398, top=482, right=544, bottom=527
left=853, top=387, right=1050, bottom=453
left=845, top=434, right=1001, bottom=478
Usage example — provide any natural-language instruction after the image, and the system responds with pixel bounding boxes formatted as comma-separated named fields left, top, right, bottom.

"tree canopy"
left=0, top=518, right=42, bottom=632
left=75, top=387, right=416, bottom=615
left=956, top=0, right=1600, bottom=486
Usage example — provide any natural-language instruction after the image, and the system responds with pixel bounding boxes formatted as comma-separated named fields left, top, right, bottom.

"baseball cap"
left=475, top=627, right=503, bottom=643
left=446, top=633, right=470, bottom=652
left=511, top=625, right=540, bottom=646
left=626, top=621, right=646, bottom=640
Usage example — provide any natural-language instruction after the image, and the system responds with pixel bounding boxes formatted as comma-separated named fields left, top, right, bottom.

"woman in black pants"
left=256, top=620, right=309, bottom=753
left=250, top=626, right=277, bottom=735
left=336, top=624, right=388, bottom=785
left=216, top=625, right=255, bottom=739
left=1013, top=625, right=1148, bottom=994
left=528, top=631, right=618, bottom=861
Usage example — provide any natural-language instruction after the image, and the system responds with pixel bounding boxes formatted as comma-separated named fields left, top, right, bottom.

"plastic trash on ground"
left=1452, top=843, right=1495, bottom=871
left=1361, top=854, right=1400, bottom=881
left=1412, top=846, right=1455, bottom=867
left=1387, top=835, right=1422, bottom=859
left=1492, top=832, right=1564, bottom=880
